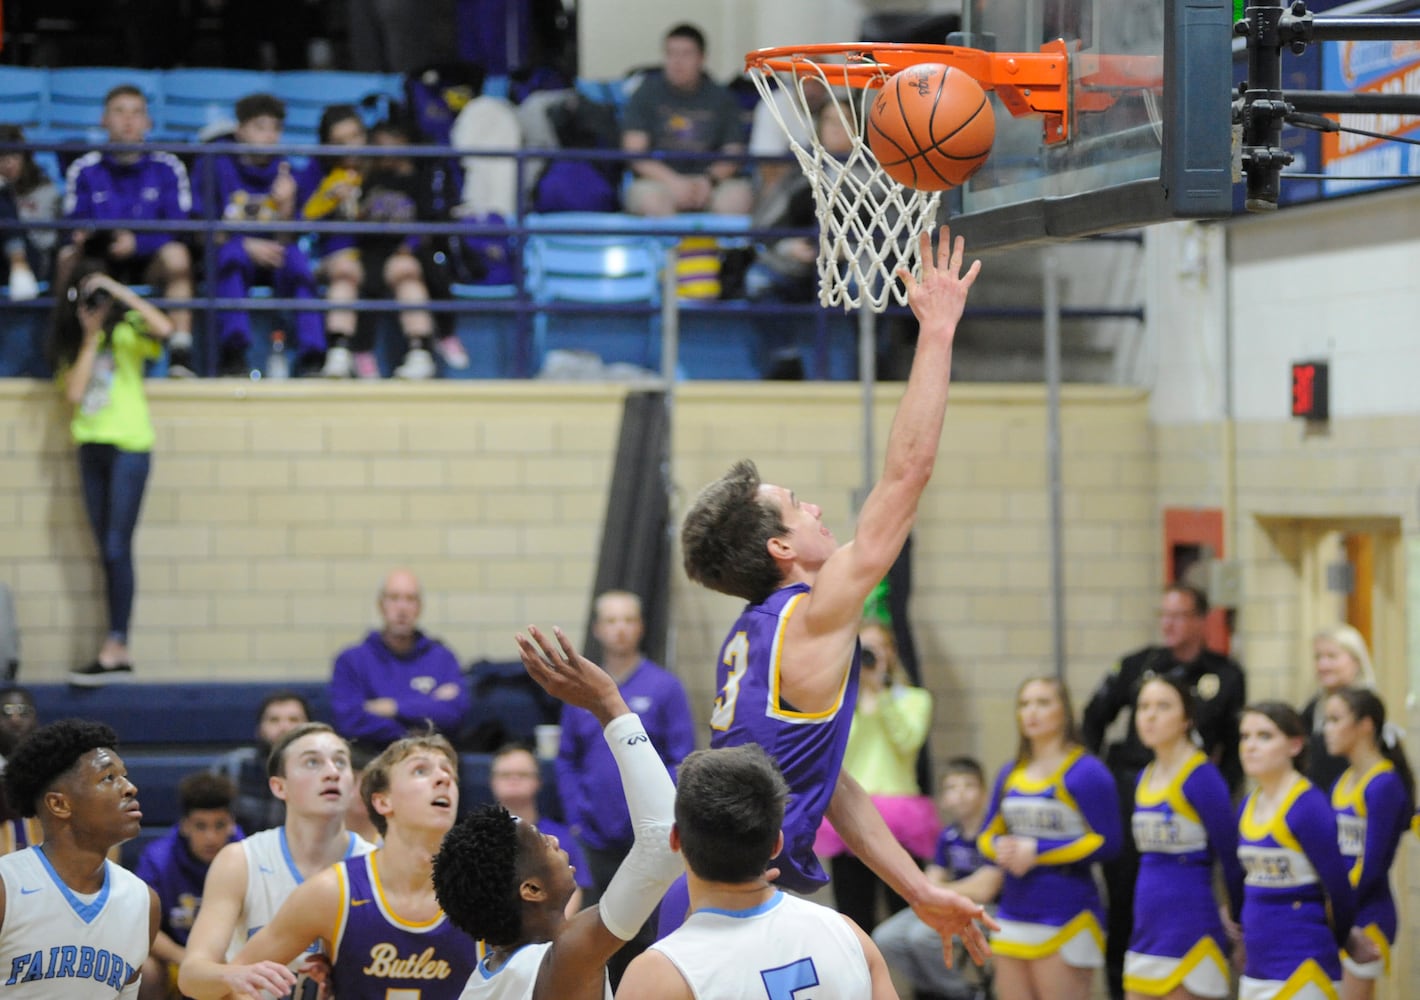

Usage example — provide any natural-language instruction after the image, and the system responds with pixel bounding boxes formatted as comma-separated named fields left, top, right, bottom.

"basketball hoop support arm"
left=1238, top=0, right=1420, bottom=210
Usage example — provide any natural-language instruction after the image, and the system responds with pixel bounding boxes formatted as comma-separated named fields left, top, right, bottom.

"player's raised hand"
left=910, top=882, right=999, bottom=967
left=897, top=225, right=980, bottom=336
left=515, top=625, right=626, bottom=725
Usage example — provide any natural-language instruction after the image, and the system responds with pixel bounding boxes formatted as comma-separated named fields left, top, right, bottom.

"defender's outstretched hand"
left=911, top=883, right=999, bottom=968
left=515, top=625, right=626, bottom=725
left=898, top=226, right=981, bottom=335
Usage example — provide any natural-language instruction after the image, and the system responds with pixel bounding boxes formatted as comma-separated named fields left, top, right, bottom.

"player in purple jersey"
left=232, top=732, right=477, bottom=999
left=1321, top=688, right=1414, bottom=1000
left=677, top=226, right=992, bottom=964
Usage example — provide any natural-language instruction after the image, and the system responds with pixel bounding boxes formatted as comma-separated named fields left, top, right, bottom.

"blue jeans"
left=77, top=444, right=150, bottom=645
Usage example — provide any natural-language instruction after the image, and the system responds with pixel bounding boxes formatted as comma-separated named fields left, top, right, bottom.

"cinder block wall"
left=0, top=379, right=1157, bottom=776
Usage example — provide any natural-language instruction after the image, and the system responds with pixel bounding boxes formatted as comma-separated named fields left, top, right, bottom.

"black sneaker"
left=218, top=344, right=252, bottom=378
left=168, top=346, right=196, bottom=378
left=68, top=662, right=134, bottom=687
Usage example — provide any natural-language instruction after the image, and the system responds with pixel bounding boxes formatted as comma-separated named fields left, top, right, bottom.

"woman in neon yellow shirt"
left=814, top=620, right=937, bottom=932
left=49, top=261, right=173, bottom=685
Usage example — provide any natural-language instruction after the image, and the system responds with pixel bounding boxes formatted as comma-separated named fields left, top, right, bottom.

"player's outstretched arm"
left=518, top=627, right=681, bottom=1000
left=177, top=842, right=297, bottom=1000
left=807, top=226, right=980, bottom=632
left=825, top=769, right=996, bottom=967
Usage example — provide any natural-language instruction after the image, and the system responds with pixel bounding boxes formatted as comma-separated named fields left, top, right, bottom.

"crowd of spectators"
left=0, top=18, right=861, bottom=379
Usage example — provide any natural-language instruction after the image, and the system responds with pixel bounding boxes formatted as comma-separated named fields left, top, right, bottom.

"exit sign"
left=1291, top=360, right=1329, bottom=421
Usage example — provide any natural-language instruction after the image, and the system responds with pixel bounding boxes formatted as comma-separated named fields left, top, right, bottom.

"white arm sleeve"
left=596, top=712, right=683, bottom=941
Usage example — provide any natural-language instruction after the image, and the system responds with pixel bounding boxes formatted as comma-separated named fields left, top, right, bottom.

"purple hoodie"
left=64, top=151, right=192, bottom=256
left=329, top=630, right=469, bottom=747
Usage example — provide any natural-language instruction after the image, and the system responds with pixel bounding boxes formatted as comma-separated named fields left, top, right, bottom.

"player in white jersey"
left=0, top=719, right=159, bottom=998
left=432, top=626, right=682, bottom=1000
left=179, top=722, right=374, bottom=999
left=618, top=743, right=895, bottom=999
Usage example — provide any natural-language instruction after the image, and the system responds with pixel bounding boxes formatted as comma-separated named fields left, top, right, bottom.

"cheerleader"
left=1125, top=675, right=1244, bottom=1000
left=1321, top=687, right=1414, bottom=1000
left=1236, top=701, right=1375, bottom=1000
left=979, top=677, right=1123, bottom=1000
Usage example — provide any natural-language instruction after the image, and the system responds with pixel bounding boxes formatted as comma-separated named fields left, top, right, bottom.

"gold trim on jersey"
left=766, top=592, right=852, bottom=723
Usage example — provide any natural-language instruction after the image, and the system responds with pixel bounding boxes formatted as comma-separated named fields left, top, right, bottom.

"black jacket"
left=1082, top=646, right=1247, bottom=792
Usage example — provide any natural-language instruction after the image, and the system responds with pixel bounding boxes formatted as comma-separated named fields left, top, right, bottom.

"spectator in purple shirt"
left=203, top=93, right=325, bottom=377
left=61, top=85, right=196, bottom=376
left=555, top=589, right=693, bottom=981
left=329, top=568, right=470, bottom=753
left=134, top=771, right=243, bottom=1000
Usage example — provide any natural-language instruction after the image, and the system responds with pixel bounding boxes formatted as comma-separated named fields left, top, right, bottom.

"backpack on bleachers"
left=530, top=91, right=622, bottom=214
left=459, top=659, right=561, bottom=752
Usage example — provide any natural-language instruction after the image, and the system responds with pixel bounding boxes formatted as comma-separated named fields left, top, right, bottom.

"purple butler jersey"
left=330, top=852, right=481, bottom=1000
left=708, top=583, right=861, bottom=893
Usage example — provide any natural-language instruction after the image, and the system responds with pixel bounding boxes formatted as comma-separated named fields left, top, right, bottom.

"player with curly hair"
left=433, top=626, right=680, bottom=1000
left=0, top=719, right=160, bottom=997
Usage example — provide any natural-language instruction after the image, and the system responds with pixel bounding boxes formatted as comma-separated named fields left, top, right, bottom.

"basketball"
left=866, top=64, right=995, bottom=191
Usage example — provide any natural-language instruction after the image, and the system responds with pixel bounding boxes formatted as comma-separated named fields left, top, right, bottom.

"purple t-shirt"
left=135, top=824, right=243, bottom=946
left=555, top=658, right=693, bottom=852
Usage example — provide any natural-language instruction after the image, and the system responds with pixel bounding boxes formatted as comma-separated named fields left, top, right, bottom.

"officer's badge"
left=1195, top=674, right=1220, bottom=701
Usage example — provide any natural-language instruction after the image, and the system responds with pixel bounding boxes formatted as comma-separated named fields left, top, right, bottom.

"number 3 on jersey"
left=710, top=632, right=750, bottom=731
left=761, top=957, right=819, bottom=999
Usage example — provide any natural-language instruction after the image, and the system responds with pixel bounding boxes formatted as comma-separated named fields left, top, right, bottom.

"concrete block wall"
left=0, top=379, right=1157, bottom=779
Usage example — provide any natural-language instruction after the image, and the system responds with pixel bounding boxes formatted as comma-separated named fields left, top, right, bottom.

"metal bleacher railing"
left=1, top=135, right=888, bottom=381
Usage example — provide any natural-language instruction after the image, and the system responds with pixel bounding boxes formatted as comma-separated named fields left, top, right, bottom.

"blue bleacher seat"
left=271, top=71, right=403, bottom=131
left=47, top=68, right=162, bottom=134
left=159, top=69, right=274, bottom=137
left=0, top=67, right=49, bottom=128
left=28, top=682, right=332, bottom=748
left=448, top=283, right=520, bottom=378
left=523, top=212, right=667, bottom=372
left=458, top=753, right=562, bottom=821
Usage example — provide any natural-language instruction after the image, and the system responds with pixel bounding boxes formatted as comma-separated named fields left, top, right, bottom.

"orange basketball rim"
left=745, top=40, right=1162, bottom=145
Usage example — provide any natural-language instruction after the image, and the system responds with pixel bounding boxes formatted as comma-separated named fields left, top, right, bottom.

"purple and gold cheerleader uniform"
left=330, top=852, right=481, bottom=1000
left=1331, top=760, right=1409, bottom=981
left=1237, top=779, right=1356, bottom=1000
left=1124, top=751, right=1243, bottom=998
left=978, top=747, right=1122, bottom=967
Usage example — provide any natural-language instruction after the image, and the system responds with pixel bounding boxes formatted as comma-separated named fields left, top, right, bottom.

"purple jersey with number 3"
left=708, top=583, right=861, bottom=893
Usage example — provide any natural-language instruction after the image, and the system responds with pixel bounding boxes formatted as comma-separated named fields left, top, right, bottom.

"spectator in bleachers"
left=204, top=92, right=325, bottom=378
left=300, top=104, right=371, bottom=379
left=210, top=689, right=311, bottom=835
left=0, top=125, right=59, bottom=301
left=178, top=723, right=375, bottom=998
left=555, top=589, right=692, bottom=983
left=330, top=568, right=470, bottom=753
left=135, top=771, right=243, bottom=1000
left=348, top=117, right=468, bottom=380
left=747, top=74, right=828, bottom=195
left=50, top=261, right=175, bottom=687
left=622, top=23, right=754, bottom=218
left=60, top=86, right=195, bottom=376
left=491, top=742, right=592, bottom=916
left=0, top=686, right=41, bottom=855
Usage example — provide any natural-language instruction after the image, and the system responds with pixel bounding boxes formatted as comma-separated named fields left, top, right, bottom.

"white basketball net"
left=747, top=53, right=943, bottom=312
